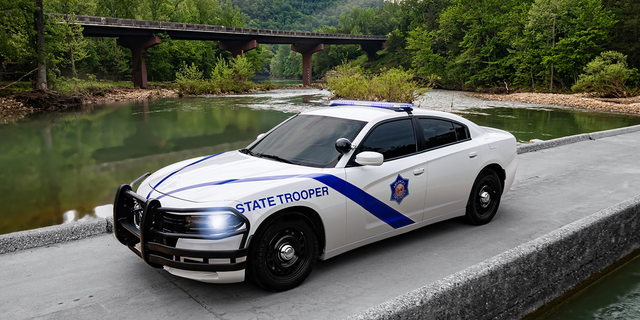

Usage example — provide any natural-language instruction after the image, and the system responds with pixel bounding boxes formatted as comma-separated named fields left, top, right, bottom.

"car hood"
left=144, top=151, right=321, bottom=203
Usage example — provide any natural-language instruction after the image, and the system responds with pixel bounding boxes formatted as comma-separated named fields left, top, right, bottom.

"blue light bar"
left=329, top=100, right=413, bottom=111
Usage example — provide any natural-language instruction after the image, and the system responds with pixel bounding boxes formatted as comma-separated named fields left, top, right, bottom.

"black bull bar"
left=113, top=181, right=250, bottom=272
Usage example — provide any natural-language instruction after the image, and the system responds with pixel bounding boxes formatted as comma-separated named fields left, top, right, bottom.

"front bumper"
left=113, top=182, right=250, bottom=273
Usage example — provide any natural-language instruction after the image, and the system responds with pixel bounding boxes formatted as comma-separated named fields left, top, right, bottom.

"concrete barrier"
left=348, top=195, right=640, bottom=320
left=517, top=124, right=640, bottom=154
left=0, top=217, right=113, bottom=255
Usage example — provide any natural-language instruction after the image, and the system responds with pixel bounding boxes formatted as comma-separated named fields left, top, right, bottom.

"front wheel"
left=465, top=169, right=502, bottom=225
left=247, top=213, right=319, bottom=291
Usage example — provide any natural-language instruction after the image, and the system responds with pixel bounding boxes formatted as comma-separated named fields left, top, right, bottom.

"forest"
left=1, top=0, right=639, bottom=94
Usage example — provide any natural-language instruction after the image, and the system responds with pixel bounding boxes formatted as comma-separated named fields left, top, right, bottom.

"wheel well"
left=483, top=163, right=506, bottom=188
left=249, top=206, right=326, bottom=255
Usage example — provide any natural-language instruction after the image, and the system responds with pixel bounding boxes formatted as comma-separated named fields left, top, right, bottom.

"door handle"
left=469, top=151, right=478, bottom=158
left=413, top=168, right=425, bottom=175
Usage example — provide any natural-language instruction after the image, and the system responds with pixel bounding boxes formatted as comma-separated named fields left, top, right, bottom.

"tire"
left=247, top=212, right=319, bottom=292
left=465, top=169, right=502, bottom=225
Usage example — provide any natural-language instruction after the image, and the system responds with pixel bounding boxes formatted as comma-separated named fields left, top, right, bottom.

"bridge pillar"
left=117, top=36, right=161, bottom=89
left=219, top=40, right=258, bottom=57
left=291, top=43, right=324, bottom=86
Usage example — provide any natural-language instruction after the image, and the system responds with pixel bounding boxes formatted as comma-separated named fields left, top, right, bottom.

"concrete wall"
left=0, top=218, right=112, bottom=255
left=348, top=194, right=640, bottom=320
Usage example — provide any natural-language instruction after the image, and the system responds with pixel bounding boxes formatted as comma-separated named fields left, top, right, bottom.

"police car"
left=113, top=100, right=517, bottom=291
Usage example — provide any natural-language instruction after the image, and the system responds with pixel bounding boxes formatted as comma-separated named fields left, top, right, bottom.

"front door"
left=344, top=118, right=427, bottom=243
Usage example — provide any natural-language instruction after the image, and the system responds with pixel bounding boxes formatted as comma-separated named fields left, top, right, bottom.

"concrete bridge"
left=60, top=14, right=387, bottom=87
left=2, top=125, right=640, bottom=319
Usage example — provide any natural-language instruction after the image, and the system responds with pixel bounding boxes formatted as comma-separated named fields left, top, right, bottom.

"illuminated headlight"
left=185, top=213, right=245, bottom=235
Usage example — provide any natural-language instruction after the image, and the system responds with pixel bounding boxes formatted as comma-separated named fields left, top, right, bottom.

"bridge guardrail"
left=50, top=14, right=387, bottom=41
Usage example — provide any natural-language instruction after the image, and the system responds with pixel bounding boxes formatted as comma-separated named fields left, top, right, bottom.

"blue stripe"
left=156, top=175, right=302, bottom=200
left=153, top=172, right=415, bottom=229
left=306, top=174, right=415, bottom=229
left=147, top=153, right=222, bottom=199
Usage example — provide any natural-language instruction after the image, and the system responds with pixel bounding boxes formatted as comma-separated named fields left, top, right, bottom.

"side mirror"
left=256, top=133, right=266, bottom=140
left=335, top=138, right=352, bottom=154
left=355, top=151, right=384, bottom=166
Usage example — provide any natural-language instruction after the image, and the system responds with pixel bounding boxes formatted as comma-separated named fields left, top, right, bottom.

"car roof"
left=302, top=105, right=473, bottom=124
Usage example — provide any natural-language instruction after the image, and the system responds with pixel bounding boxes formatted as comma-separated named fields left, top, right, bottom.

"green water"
left=1, top=89, right=640, bottom=234
left=538, top=256, right=640, bottom=320
left=455, top=107, right=640, bottom=143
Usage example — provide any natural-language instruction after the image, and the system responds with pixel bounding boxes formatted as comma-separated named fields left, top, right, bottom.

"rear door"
left=416, top=118, right=482, bottom=220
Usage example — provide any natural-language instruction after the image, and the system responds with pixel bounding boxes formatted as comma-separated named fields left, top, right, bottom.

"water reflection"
left=539, top=256, right=640, bottom=319
left=0, top=90, right=331, bottom=234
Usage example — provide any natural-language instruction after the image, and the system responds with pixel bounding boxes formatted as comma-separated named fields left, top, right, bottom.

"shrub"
left=211, top=55, right=256, bottom=93
left=326, top=63, right=427, bottom=103
left=175, top=62, right=209, bottom=95
left=572, top=51, right=635, bottom=97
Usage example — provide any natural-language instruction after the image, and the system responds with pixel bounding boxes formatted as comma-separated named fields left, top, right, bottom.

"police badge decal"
left=389, top=174, right=409, bottom=204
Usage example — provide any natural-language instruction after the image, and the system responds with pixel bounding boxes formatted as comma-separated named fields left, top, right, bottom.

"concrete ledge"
left=517, top=124, right=640, bottom=154
left=347, top=195, right=640, bottom=320
left=0, top=217, right=113, bottom=255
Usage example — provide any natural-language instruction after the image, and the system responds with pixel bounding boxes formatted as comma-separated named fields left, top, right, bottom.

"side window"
left=418, top=118, right=457, bottom=149
left=454, top=122, right=470, bottom=140
left=359, top=119, right=417, bottom=161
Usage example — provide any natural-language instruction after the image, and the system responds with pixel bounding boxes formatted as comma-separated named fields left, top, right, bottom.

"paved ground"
left=1, top=131, right=639, bottom=320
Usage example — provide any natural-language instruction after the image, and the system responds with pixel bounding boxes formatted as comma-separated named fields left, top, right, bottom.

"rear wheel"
left=465, top=169, right=502, bottom=225
left=248, top=212, right=319, bottom=291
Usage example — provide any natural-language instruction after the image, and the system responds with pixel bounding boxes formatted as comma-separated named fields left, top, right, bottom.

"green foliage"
left=572, top=51, right=635, bottom=97
left=0, top=0, right=36, bottom=79
left=175, top=61, right=208, bottom=94
left=211, top=55, right=255, bottom=92
left=233, top=0, right=384, bottom=32
left=327, top=63, right=426, bottom=103
left=175, top=55, right=256, bottom=94
left=269, top=45, right=302, bottom=78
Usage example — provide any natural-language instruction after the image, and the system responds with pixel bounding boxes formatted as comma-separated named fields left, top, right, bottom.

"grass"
left=51, top=79, right=135, bottom=94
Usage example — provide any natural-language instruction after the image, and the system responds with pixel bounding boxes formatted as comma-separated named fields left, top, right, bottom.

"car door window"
left=418, top=118, right=458, bottom=150
left=358, top=119, right=416, bottom=161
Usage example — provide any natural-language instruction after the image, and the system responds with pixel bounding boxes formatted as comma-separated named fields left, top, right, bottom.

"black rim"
left=475, top=177, right=498, bottom=218
left=265, top=226, right=309, bottom=280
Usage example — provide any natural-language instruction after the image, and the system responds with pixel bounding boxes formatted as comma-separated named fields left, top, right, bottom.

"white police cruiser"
left=114, top=100, right=517, bottom=291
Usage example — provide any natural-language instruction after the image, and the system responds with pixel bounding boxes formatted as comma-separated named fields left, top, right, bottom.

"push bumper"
left=113, top=181, right=250, bottom=273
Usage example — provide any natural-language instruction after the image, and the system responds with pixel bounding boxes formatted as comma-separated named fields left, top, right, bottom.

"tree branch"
left=1, top=68, right=37, bottom=90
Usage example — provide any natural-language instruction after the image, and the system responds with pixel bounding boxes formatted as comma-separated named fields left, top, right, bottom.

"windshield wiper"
left=241, top=148, right=294, bottom=164
left=239, top=148, right=255, bottom=156
left=256, top=153, right=294, bottom=164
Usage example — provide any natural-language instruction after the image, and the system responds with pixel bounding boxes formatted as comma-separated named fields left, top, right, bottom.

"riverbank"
left=0, top=84, right=325, bottom=125
left=469, top=92, right=640, bottom=114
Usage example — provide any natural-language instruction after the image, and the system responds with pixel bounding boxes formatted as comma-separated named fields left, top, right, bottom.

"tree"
left=0, top=0, right=36, bottom=81
left=61, top=14, right=89, bottom=91
left=572, top=51, right=634, bottom=97
left=405, top=26, right=444, bottom=80
left=35, top=0, right=47, bottom=89
left=527, top=0, right=615, bottom=89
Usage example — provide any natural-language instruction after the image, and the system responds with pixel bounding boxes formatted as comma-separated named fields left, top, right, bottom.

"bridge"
left=62, top=14, right=388, bottom=88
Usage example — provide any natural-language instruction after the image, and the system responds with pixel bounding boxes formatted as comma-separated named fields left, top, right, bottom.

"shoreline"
left=0, top=84, right=324, bottom=125
left=468, top=92, right=640, bottom=114
left=3, top=87, right=640, bottom=125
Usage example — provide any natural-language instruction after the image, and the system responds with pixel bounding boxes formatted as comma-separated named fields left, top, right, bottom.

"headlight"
left=185, top=213, right=245, bottom=235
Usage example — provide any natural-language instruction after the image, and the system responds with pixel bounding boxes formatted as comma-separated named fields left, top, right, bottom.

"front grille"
left=162, top=213, right=186, bottom=233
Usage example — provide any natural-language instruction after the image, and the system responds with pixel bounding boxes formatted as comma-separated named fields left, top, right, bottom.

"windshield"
left=247, top=114, right=366, bottom=167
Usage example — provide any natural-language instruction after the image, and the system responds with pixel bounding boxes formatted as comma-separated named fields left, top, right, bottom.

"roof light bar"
left=329, top=100, right=413, bottom=112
